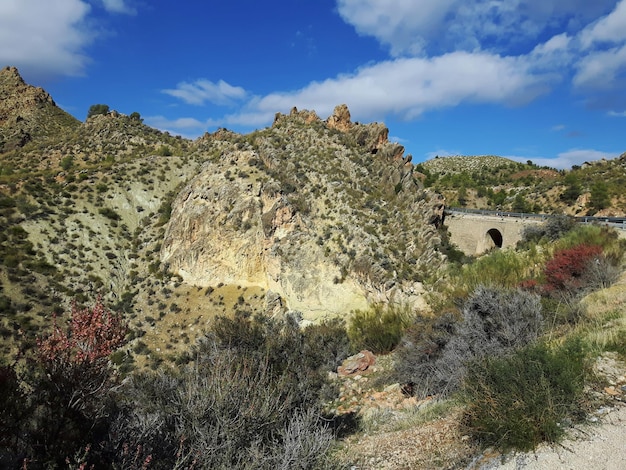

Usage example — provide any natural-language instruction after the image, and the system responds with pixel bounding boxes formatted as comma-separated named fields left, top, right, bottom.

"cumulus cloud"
left=163, top=79, right=247, bottom=106
left=508, top=149, right=619, bottom=169
left=580, top=0, right=626, bottom=48
left=333, top=0, right=626, bottom=110
left=159, top=0, right=626, bottom=145
left=0, top=0, right=93, bottom=78
left=573, top=44, right=626, bottom=89
left=336, top=0, right=615, bottom=56
left=217, top=50, right=553, bottom=127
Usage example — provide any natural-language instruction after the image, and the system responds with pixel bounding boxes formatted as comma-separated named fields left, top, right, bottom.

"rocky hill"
left=419, top=154, right=626, bottom=216
left=0, top=69, right=448, bottom=365
left=162, top=106, right=446, bottom=319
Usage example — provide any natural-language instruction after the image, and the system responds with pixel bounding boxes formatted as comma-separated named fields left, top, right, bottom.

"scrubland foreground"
left=1, top=219, right=625, bottom=469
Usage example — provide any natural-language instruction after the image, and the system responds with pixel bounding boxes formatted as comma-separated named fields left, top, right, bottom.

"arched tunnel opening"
left=486, top=228, right=503, bottom=249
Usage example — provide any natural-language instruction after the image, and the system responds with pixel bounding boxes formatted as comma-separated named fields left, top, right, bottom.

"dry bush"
left=395, top=286, right=543, bottom=398
left=108, top=312, right=347, bottom=469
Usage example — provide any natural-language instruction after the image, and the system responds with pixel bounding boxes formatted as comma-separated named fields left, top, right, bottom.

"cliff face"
left=162, top=105, right=446, bottom=319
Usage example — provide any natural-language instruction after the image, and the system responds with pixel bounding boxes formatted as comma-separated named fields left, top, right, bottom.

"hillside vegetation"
left=1, top=66, right=625, bottom=469
left=419, top=154, right=626, bottom=216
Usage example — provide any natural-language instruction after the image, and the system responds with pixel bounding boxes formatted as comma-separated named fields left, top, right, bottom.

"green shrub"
left=59, top=155, right=74, bottom=171
left=463, top=338, right=588, bottom=452
left=348, top=303, right=414, bottom=354
left=520, top=216, right=575, bottom=245
left=156, top=144, right=172, bottom=156
left=86, top=103, right=110, bottom=119
left=452, top=249, right=539, bottom=294
left=98, top=207, right=121, bottom=221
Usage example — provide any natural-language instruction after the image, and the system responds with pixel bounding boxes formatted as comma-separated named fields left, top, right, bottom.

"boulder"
left=338, top=350, right=376, bottom=376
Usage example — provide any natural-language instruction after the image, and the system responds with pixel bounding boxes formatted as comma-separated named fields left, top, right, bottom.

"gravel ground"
left=470, top=403, right=626, bottom=470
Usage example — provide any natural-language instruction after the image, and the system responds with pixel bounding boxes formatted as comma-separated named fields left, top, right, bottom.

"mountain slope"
left=0, top=70, right=448, bottom=366
left=419, top=154, right=626, bottom=216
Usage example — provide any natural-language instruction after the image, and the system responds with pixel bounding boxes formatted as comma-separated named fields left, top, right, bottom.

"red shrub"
left=543, top=244, right=603, bottom=292
left=38, top=297, right=126, bottom=367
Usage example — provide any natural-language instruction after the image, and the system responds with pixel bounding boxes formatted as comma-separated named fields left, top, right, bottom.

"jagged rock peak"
left=326, top=104, right=353, bottom=132
left=0, top=65, right=79, bottom=152
left=272, top=106, right=321, bottom=126
left=199, top=127, right=240, bottom=141
left=0, top=66, right=26, bottom=85
left=0, top=66, right=55, bottom=106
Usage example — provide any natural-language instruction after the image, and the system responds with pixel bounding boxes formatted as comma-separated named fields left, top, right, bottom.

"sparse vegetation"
left=0, top=69, right=625, bottom=468
left=348, top=303, right=414, bottom=354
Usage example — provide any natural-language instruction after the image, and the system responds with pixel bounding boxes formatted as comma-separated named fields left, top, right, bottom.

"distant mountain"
left=418, top=154, right=626, bottom=217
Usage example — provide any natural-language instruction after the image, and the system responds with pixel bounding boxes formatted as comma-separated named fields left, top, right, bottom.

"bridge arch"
left=486, top=228, right=503, bottom=249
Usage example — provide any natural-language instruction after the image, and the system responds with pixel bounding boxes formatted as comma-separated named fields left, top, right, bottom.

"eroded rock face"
left=161, top=150, right=370, bottom=318
left=162, top=106, right=447, bottom=319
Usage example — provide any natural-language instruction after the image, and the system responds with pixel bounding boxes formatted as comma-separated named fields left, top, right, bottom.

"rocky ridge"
left=162, top=105, right=447, bottom=319
left=0, top=68, right=449, bottom=363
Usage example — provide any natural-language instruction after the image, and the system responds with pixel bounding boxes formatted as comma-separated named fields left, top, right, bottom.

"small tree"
left=589, top=181, right=610, bottom=212
left=87, top=103, right=110, bottom=119
left=560, top=173, right=581, bottom=203
left=27, top=297, right=127, bottom=466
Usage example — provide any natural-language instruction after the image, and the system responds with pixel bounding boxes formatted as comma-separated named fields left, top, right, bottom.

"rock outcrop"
left=162, top=106, right=446, bottom=319
left=326, top=104, right=353, bottom=132
left=0, top=66, right=79, bottom=152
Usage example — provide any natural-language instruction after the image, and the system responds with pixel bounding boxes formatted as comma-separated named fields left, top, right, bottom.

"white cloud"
left=336, top=0, right=454, bottom=55
left=508, top=149, right=619, bottom=169
left=163, top=79, right=247, bottom=106
left=222, top=50, right=553, bottom=127
left=565, top=0, right=626, bottom=104
left=580, top=0, right=626, bottom=48
left=0, top=0, right=93, bottom=78
left=573, top=43, right=626, bottom=89
left=101, top=0, right=135, bottom=15
left=608, top=110, right=626, bottom=116
left=336, top=0, right=615, bottom=56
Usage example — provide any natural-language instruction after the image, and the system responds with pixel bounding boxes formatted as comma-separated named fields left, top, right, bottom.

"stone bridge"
left=444, top=208, right=626, bottom=256
left=444, top=210, right=542, bottom=255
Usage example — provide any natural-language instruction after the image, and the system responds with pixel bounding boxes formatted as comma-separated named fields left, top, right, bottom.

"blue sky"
left=2, top=0, right=626, bottom=169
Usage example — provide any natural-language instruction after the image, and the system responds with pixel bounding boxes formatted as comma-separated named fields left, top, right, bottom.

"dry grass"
left=579, top=271, right=626, bottom=354
left=132, top=283, right=266, bottom=367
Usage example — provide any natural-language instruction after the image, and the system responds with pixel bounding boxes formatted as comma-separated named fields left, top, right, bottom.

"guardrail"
left=445, top=207, right=626, bottom=230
